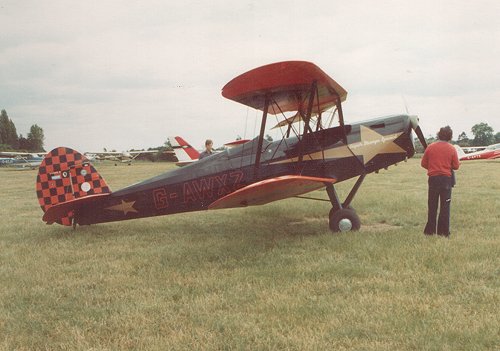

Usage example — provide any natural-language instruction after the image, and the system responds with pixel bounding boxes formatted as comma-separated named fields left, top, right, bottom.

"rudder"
left=170, top=136, right=200, bottom=162
left=453, top=144, right=466, bottom=159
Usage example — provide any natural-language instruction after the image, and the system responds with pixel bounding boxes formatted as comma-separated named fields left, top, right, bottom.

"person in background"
left=421, top=126, right=460, bottom=237
left=199, top=139, right=214, bottom=160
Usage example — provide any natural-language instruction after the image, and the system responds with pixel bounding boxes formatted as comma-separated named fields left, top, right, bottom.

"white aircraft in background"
left=83, top=149, right=170, bottom=165
left=0, top=151, right=44, bottom=169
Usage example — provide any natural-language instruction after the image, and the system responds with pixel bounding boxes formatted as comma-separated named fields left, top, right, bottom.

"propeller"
left=409, top=115, right=427, bottom=150
left=414, top=125, right=427, bottom=149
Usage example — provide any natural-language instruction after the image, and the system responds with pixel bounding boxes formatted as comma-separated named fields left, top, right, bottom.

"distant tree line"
left=0, top=109, right=45, bottom=152
left=414, top=122, right=500, bottom=153
left=456, top=122, right=500, bottom=147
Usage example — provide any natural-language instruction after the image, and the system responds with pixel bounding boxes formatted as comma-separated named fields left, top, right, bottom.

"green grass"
left=0, top=159, right=499, bottom=350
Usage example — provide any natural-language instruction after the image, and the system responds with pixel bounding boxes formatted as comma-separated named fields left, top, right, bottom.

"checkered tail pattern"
left=36, top=147, right=111, bottom=226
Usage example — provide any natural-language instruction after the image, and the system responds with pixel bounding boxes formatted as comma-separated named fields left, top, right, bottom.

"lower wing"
left=208, top=175, right=336, bottom=210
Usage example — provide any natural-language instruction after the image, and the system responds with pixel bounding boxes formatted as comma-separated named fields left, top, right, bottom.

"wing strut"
left=298, top=80, right=318, bottom=164
left=254, top=95, right=270, bottom=179
left=335, top=91, right=347, bottom=144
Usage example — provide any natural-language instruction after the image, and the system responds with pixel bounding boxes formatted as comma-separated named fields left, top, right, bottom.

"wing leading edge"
left=208, top=175, right=337, bottom=210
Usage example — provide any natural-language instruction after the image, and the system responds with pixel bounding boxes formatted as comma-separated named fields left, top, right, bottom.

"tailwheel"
left=329, top=207, right=361, bottom=232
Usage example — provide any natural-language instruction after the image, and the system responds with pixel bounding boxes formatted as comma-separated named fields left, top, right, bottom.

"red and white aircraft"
left=169, top=136, right=250, bottom=166
left=169, top=136, right=200, bottom=166
left=455, top=143, right=500, bottom=161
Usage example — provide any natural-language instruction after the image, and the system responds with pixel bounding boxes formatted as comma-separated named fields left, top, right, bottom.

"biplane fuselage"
left=70, top=114, right=415, bottom=225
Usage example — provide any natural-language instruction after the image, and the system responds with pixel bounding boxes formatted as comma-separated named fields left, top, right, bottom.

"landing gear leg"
left=71, top=210, right=80, bottom=230
left=325, top=174, right=365, bottom=232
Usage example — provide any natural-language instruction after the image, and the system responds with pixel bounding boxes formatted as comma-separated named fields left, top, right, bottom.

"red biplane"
left=36, top=61, right=427, bottom=232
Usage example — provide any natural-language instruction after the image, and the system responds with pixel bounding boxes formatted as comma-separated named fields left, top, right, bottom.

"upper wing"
left=84, top=151, right=158, bottom=156
left=208, top=175, right=336, bottom=210
left=222, top=61, right=347, bottom=114
left=128, top=150, right=160, bottom=155
left=0, top=151, right=41, bottom=157
left=86, top=151, right=122, bottom=156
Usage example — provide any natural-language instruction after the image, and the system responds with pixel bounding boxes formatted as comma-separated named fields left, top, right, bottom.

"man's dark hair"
left=437, top=126, right=453, bottom=141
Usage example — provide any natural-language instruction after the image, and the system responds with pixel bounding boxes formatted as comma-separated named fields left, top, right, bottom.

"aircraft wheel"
left=329, top=208, right=361, bottom=232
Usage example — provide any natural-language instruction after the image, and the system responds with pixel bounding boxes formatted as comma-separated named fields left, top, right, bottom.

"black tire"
left=328, top=205, right=355, bottom=218
left=329, top=208, right=361, bottom=232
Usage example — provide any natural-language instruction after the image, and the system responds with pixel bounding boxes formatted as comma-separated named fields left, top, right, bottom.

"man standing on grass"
left=421, top=126, right=460, bottom=237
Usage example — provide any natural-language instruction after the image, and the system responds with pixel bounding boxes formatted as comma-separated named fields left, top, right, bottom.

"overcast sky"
left=1, top=0, right=499, bottom=152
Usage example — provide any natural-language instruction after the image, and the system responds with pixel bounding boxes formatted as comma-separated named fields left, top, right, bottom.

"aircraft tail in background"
left=169, top=136, right=199, bottom=166
left=454, top=145, right=466, bottom=159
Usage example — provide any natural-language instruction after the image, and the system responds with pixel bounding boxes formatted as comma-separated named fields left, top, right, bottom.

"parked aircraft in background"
left=0, top=152, right=44, bottom=169
left=83, top=149, right=168, bottom=165
left=461, top=146, right=486, bottom=153
left=455, top=143, right=500, bottom=160
left=0, top=156, right=15, bottom=166
left=36, top=61, right=427, bottom=232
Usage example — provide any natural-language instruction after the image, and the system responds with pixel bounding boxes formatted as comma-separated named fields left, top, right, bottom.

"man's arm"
left=451, top=148, right=460, bottom=170
left=421, top=150, right=429, bottom=169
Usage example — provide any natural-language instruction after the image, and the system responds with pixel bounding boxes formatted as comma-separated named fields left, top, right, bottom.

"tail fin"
left=454, top=144, right=466, bottom=159
left=169, top=136, right=199, bottom=166
left=36, top=147, right=111, bottom=226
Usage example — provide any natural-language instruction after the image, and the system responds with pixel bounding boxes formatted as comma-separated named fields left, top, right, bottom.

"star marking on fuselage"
left=105, top=200, right=138, bottom=215
left=270, top=125, right=406, bottom=165
left=349, top=126, right=406, bottom=165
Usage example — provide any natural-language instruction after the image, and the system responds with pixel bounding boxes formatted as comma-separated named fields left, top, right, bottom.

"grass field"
left=1, top=158, right=499, bottom=350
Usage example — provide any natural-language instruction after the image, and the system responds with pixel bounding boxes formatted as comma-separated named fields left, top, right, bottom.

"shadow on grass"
left=26, top=196, right=425, bottom=276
